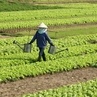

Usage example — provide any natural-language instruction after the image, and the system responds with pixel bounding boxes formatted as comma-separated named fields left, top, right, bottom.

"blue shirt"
left=30, top=31, right=52, bottom=48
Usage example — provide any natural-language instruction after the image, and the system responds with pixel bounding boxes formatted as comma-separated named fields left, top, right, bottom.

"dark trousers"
left=38, top=47, right=46, bottom=61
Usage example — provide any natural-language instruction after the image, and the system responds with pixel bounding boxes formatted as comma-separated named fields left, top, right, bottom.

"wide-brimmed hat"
left=38, top=22, right=48, bottom=28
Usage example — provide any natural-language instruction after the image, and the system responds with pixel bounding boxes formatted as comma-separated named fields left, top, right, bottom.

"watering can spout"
left=13, top=40, right=17, bottom=44
left=13, top=40, right=15, bottom=44
left=13, top=40, right=23, bottom=50
left=13, top=40, right=32, bottom=53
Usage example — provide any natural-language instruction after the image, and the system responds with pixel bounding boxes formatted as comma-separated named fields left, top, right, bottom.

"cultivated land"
left=0, top=67, right=97, bottom=97
left=0, top=0, right=97, bottom=97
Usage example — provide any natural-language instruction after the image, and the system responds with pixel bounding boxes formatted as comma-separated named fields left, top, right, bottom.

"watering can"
left=48, top=45, right=56, bottom=54
left=13, top=40, right=32, bottom=53
left=48, top=45, right=68, bottom=54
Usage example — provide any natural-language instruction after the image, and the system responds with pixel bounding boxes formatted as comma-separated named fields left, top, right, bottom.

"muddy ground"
left=0, top=67, right=97, bottom=97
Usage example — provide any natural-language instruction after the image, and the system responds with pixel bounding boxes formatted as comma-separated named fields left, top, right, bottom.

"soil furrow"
left=0, top=67, right=97, bottom=97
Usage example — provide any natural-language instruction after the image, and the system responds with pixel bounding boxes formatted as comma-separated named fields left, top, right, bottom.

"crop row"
left=0, top=34, right=97, bottom=56
left=0, top=52, right=97, bottom=82
left=0, top=7, right=97, bottom=22
left=0, top=33, right=97, bottom=46
left=0, top=16, right=97, bottom=30
left=23, top=79, right=97, bottom=97
left=1, top=43, right=97, bottom=68
left=0, top=3, right=97, bottom=30
left=31, top=0, right=97, bottom=3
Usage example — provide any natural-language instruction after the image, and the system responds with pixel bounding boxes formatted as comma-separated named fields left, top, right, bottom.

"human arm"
left=45, top=33, right=54, bottom=46
left=29, top=32, right=37, bottom=44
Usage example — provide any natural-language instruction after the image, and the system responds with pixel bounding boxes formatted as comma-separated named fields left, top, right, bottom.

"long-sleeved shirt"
left=30, top=31, right=53, bottom=48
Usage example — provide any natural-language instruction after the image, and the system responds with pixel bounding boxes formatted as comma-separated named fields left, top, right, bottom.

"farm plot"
left=0, top=3, right=97, bottom=30
left=0, top=2, right=97, bottom=97
left=0, top=34, right=97, bottom=97
left=0, top=34, right=97, bottom=82
left=23, top=79, right=97, bottom=97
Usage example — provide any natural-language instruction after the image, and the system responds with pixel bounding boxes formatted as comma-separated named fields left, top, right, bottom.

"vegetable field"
left=0, top=0, right=97, bottom=97
left=1, top=33, right=97, bottom=96
left=0, top=3, right=97, bottom=30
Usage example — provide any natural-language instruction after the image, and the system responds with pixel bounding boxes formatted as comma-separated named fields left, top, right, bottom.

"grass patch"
left=2, top=24, right=97, bottom=38
left=0, top=0, right=97, bottom=12
left=0, top=0, right=64, bottom=12
left=48, top=24, right=97, bottom=38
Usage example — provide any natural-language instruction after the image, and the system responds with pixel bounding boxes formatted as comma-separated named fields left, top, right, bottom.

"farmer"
left=29, top=22, right=54, bottom=62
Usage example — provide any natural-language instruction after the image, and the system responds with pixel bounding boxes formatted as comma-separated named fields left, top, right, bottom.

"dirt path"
left=0, top=35, right=11, bottom=39
left=0, top=67, right=97, bottom=97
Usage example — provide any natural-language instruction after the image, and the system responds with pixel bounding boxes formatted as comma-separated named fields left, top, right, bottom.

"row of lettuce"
left=23, top=79, right=97, bottom=97
left=0, top=33, right=97, bottom=55
left=1, top=33, right=97, bottom=46
left=1, top=43, right=97, bottom=67
left=1, top=16, right=97, bottom=30
left=0, top=52, right=97, bottom=82
left=0, top=34, right=97, bottom=82
left=0, top=6, right=97, bottom=22
left=0, top=3, right=97, bottom=30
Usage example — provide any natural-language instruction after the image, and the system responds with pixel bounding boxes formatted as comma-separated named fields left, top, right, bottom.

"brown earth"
left=0, top=35, right=11, bottom=38
left=0, top=67, right=97, bottom=97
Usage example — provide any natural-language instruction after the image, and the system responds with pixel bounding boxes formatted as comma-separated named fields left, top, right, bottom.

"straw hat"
left=38, top=22, right=48, bottom=28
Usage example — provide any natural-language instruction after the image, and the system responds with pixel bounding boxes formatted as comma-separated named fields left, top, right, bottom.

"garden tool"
left=48, top=45, right=68, bottom=54
left=13, top=40, right=32, bottom=53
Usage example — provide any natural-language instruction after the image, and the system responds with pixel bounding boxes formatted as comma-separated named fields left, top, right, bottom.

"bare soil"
left=0, top=67, right=97, bottom=97
left=0, top=35, right=11, bottom=39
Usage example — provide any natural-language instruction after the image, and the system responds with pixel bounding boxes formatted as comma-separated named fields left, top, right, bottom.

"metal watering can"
left=48, top=45, right=56, bottom=54
left=13, top=40, right=32, bottom=53
left=48, top=45, right=68, bottom=54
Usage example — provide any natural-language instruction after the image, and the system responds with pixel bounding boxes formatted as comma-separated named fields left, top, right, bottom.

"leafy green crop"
left=23, top=79, right=97, bottom=97
left=0, top=3, right=97, bottom=30
left=0, top=34, right=97, bottom=82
